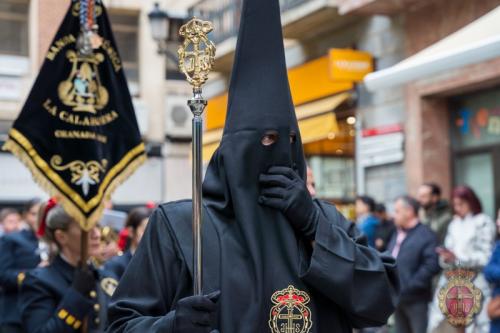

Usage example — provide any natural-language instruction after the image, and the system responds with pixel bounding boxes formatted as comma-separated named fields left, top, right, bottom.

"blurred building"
left=363, top=0, right=500, bottom=218
left=192, top=0, right=500, bottom=217
left=2, top=0, right=500, bottom=217
left=0, top=0, right=198, bottom=208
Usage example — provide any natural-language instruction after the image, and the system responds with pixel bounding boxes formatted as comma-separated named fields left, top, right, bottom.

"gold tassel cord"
left=2, top=137, right=146, bottom=231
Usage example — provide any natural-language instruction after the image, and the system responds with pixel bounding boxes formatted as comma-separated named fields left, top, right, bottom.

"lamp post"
left=148, top=2, right=170, bottom=54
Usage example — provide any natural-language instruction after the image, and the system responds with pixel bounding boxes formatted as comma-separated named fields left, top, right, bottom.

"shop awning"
left=364, top=5, right=500, bottom=91
left=202, top=92, right=351, bottom=162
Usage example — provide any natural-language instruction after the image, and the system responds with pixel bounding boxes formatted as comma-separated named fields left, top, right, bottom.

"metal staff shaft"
left=189, top=88, right=207, bottom=296
left=177, top=17, right=216, bottom=296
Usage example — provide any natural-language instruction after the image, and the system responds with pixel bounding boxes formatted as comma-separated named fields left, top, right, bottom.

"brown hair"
left=452, top=185, right=482, bottom=216
left=0, top=208, right=20, bottom=222
left=44, top=206, right=75, bottom=246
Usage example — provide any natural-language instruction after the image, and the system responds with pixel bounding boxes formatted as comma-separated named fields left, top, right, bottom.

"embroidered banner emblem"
left=438, top=268, right=482, bottom=327
left=269, top=285, right=313, bottom=333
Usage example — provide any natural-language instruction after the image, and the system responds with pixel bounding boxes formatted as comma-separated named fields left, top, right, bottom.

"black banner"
left=2, top=0, right=146, bottom=230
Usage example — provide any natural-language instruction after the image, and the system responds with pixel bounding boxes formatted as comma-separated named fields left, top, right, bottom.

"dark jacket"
left=0, top=229, right=41, bottom=326
left=419, top=200, right=452, bottom=245
left=103, top=250, right=132, bottom=280
left=375, top=219, right=396, bottom=252
left=19, top=255, right=116, bottom=333
left=388, top=222, right=440, bottom=303
left=484, top=241, right=500, bottom=333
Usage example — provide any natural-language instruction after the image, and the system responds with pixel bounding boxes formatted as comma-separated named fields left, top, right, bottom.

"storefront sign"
left=359, top=125, right=404, bottom=167
left=329, top=49, right=373, bottom=82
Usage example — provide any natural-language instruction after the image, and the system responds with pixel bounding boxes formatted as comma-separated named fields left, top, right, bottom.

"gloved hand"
left=173, top=291, right=220, bottom=333
left=259, top=166, right=318, bottom=240
left=71, top=266, right=97, bottom=298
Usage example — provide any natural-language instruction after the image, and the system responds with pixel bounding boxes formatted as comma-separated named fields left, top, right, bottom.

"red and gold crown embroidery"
left=269, top=285, right=313, bottom=333
left=438, top=268, right=482, bottom=327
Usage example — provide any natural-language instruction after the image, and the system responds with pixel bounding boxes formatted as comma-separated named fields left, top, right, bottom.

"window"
left=0, top=0, right=29, bottom=56
left=108, top=11, right=139, bottom=87
left=450, top=86, right=500, bottom=218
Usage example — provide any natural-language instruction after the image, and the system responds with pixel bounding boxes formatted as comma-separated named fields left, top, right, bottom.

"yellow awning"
left=202, top=92, right=352, bottom=162
left=295, top=92, right=351, bottom=120
left=299, top=113, right=338, bottom=144
left=205, top=56, right=354, bottom=131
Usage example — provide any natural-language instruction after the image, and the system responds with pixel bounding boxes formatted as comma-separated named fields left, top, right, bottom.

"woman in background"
left=428, top=186, right=496, bottom=333
left=104, top=207, right=152, bottom=280
left=19, top=204, right=116, bottom=333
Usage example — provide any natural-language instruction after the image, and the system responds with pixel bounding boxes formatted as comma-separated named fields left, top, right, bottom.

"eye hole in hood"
left=261, top=131, right=278, bottom=146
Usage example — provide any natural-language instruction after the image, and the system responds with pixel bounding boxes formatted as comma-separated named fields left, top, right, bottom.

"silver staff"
left=178, top=18, right=216, bottom=295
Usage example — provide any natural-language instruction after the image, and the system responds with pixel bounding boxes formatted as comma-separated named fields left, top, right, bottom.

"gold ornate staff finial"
left=178, top=17, right=216, bottom=297
left=178, top=18, right=216, bottom=90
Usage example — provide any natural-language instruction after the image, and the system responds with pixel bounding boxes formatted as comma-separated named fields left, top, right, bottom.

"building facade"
left=2, top=0, right=500, bottom=217
left=193, top=0, right=500, bottom=217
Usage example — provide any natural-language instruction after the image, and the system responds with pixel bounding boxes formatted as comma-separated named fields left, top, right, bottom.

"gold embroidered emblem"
left=100, top=277, right=118, bottom=297
left=58, top=50, right=109, bottom=114
left=438, top=268, right=482, bottom=327
left=50, top=155, right=107, bottom=196
left=269, top=285, right=313, bottom=333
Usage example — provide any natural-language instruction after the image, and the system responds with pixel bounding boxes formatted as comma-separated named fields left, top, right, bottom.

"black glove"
left=259, top=166, right=318, bottom=240
left=71, top=266, right=97, bottom=298
left=173, top=291, right=220, bottom=333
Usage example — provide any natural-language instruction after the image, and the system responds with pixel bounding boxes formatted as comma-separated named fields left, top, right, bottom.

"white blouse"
left=443, top=213, right=496, bottom=269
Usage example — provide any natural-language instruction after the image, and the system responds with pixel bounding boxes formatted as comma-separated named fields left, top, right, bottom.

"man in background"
left=388, top=196, right=440, bottom=333
left=417, top=183, right=452, bottom=245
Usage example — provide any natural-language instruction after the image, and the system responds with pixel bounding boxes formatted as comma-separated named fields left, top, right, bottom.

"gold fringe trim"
left=2, top=138, right=146, bottom=231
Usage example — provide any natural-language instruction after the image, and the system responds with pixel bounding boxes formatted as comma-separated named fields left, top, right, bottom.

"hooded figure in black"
left=106, top=0, right=399, bottom=331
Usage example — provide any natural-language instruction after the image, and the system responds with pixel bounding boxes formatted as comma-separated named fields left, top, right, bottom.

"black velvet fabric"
left=107, top=0, right=399, bottom=331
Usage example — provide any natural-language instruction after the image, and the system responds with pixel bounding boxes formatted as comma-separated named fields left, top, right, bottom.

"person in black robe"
left=106, top=0, right=400, bottom=331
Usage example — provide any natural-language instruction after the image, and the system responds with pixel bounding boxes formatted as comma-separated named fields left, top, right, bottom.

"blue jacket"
left=19, top=255, right=117, bottom=333
left=357, top=214, right=380, bottom=247
left=387, top=223, right=440, bottom=303
left=0, top=229, right=41, bottom=326
left=103, top=251, right=132, bottom=280
left=484, top=241, right=500, bottom=333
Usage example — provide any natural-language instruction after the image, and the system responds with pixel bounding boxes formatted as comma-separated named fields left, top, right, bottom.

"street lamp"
left=148, top=2, right=169, bottom=54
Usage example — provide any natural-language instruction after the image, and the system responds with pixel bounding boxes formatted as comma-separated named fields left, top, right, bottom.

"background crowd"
left=1, top=179, right=500, bottom=333
left=356, top=183, right=500, bottom=333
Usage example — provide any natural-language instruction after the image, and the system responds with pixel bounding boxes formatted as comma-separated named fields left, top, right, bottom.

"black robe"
left=107, top=199, right=399, bottom=332
left=108, top=0, right=399, bottom=330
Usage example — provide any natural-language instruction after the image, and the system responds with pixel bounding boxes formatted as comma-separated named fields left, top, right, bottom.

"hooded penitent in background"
left=107, top=0, right=399, bottom=331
